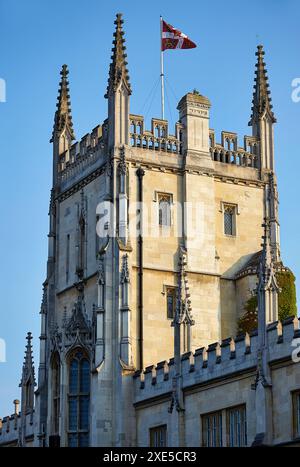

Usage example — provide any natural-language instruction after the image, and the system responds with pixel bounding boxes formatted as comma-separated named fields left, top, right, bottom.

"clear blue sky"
left=0, top=0, right=299, bottom=417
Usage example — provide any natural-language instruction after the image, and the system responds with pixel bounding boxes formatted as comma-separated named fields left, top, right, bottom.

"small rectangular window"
left=223, top=205, right=236, bottom=236
left=166, top=287, right=176, bottom=320
left=227, top=405, right=247, bottom=447
left=150, top=425, right=167, bottom=447
left=158, top=194, right=172, bottom=227
left=202, top=411, right=223, bottom=447
left=292, top=391, right=300, bottom=439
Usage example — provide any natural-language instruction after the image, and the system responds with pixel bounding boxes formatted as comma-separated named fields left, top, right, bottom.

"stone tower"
left=33, top=16, right=284, bottom=447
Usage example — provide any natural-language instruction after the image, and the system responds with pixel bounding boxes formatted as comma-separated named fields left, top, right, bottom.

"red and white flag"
left=161, top=19, right=196, bottom=51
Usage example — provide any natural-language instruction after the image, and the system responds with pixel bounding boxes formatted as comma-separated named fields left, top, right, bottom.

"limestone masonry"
left=0, top=13, right=299, bottom=447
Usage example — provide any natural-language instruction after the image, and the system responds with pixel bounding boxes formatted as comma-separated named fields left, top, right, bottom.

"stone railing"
left=209, top=130, right=260, bottom=169
left=211, top=147, right=259, bottom=168
left=129, top=114, right=183, bottom=155
left=133, top=316, right=300, bottom=404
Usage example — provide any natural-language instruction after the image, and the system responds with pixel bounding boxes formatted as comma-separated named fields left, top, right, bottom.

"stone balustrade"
left=129, top=115, right=183, bottom=155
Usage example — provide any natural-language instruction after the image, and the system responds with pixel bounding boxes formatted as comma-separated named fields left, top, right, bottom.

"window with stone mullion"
left=68, top=351, right=90, bottom=447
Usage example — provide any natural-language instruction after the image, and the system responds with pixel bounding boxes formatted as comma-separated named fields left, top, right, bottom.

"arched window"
left=68, top=350, right=90, bottom=447
left=52, top=353, right=60, bottom=435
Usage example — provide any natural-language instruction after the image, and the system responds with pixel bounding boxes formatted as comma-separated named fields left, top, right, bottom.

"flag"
left=161, top=19, right=196, bottom=51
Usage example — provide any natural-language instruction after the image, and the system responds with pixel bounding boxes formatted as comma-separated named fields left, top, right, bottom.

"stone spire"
left=20, top=332, right=36, bottom=390
left=50, top=64, right=75, bottom=143
left=18, top=333, right=36, bottom=446
left=249, top=45, right=276, bottom=126
left=105, top=13, right=131, bottom=99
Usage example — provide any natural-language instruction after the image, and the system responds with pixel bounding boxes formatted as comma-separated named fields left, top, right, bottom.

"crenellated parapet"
left=129, top=114, right=183, bottom=154
left=209, top=129, right=260, bottom=169
left=134, top=317, right=299, bottom=405
left=58, top=122, right=107, bottom=184
left=0, top=410, right=34, bottom=446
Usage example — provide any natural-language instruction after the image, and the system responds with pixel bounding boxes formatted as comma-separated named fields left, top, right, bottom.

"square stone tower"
left=34, top=14, right=281, bottom=447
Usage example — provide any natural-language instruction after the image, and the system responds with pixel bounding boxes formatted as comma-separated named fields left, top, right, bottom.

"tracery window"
left=68, top=350, right=90, bottom=447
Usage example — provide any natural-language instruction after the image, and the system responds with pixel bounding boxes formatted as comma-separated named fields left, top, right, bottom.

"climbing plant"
left=238, top=269, right=297, bottom=334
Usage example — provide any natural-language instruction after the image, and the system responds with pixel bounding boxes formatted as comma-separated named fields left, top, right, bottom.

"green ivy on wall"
left=238, top=270, right=297, bottom=334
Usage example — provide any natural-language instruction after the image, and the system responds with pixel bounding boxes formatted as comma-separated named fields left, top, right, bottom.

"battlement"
left=58, top=121, right=108, bottom=185
left=129, top=114, right=183, bottom=154
left=209, top=129, right=260, bottom=169
left=133, top=317, right=300, bottom=405
left=129, top=112, right=260, bottom=173
left=0, top=410, right=34, bottom=446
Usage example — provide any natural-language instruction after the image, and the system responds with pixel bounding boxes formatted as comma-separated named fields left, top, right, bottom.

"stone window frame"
left=67, top=348, right=90, bottom=447
left=226, top=404, right=247, bottom=447
left=292, top=390, right=300, bottom=440
left=51, top=352, right=61, bottom=436
left=153, top=191, right=174, bottom=228
left=219, top=201, right=240, bottom=237
left=201, top=403, right=247, bottom=447
left=164, top=286, right=177, bottom=320
left=149, top=424, right=167, bottom=447
left=201, top=409, right=223, bottom=447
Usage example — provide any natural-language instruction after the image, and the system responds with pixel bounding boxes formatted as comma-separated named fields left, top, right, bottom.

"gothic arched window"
left=68, top=349, right=90, bottom=447
left=52, top=353, right=60, bottom=434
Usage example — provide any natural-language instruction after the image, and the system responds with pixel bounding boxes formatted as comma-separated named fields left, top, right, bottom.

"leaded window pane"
left=202, top=411, right=222, bottom=447
left=80, top=396, right=89, bottom=430
left=224, top=209, right=233, bottom=235
left=228, top=406, right=247, bottom=447
left=158, top=196, right=171, bottom=227
left=150, top=425, right=167, bottom=447
left=79, top=433, right=89, bottom=447
left=69, top=397, right=77, bottom=431
left=68, top=434, right=78, bottom=447
left=167, top=289, right=176, bottom=319
left=80, top=359, right=90, bottom=392
left=69, top=360, right=79, bottom=394
left=68, top=351, right=90, bottom=447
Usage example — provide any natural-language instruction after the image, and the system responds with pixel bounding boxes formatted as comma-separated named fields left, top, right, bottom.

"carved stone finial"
left=50, top=64, right=75, bottom=143
left=249, top=45, right=276, bottom=126
left=118, top=145, right=127, bottom=176
left=121, top=254, right=130, bottom=284
left=20, top=332, right=36, bottom=391
left=173, top=247, right=194, bottom=327
left=105, top=13, right=131, bottom=98
left=258, top=219, right=279, bottom=294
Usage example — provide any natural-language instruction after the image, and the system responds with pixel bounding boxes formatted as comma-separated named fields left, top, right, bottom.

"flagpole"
left=160, top=16, right=165, bottom=120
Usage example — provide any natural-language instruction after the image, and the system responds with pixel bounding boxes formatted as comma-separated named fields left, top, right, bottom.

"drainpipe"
left=136, top=167, right=145, bottom=370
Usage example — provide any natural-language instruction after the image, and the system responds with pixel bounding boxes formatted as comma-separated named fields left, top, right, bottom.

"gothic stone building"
left=0, top=13, right=299, bottom=447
